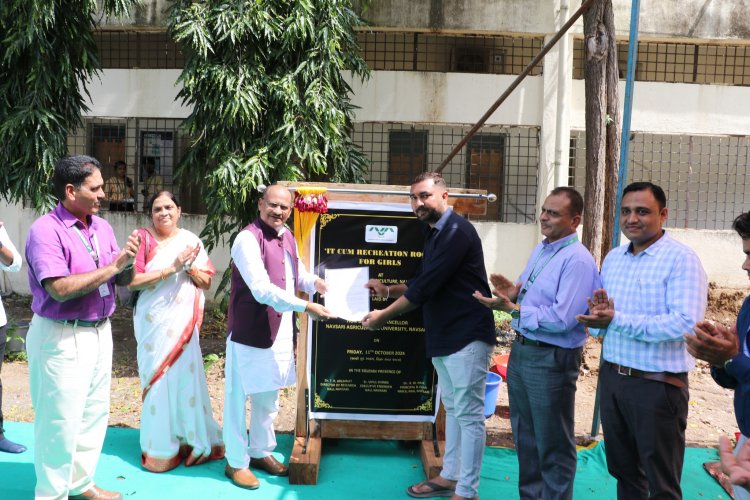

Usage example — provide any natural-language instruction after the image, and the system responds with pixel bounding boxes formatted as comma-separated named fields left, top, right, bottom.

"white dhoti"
left=27, top=315, right=112, bottom=500
left=222, top=324, right=296, bottom=468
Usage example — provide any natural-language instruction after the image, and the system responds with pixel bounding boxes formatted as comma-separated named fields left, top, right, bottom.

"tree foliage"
left=0, top=0, right=137, bottom=211
left=168, top=0, right=370, bottom=252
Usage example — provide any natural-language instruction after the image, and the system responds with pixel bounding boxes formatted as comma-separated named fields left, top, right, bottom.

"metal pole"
left=590, top=0, right=641, bottom=439
left=435, top=0, right=597, bottom=173
left=611, top=0, right=640, bottom=249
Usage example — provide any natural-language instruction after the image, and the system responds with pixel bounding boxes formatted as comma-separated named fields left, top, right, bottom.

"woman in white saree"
left=129, top=191, right=224, bottom=472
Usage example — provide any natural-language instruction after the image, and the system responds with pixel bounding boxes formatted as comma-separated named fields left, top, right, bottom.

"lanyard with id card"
left=516, top=236, right=578, bottom=305
left=72, top=225, right=110, bottom=298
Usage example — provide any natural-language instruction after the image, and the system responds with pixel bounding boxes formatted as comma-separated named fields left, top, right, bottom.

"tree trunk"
left=583, top=0, right=621, bottom=265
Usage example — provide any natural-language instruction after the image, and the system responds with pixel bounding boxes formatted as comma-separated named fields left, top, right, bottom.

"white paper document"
left=324, top=267, right=371, bottom=322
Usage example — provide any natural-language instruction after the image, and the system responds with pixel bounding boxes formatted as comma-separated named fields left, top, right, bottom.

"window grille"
left=573, top=38, right=750, bottom=86
left=353, top=122, right=539, bottom=222
left=356, top=30, right=544, bottom=75
left=95, top=30, right=185, bottom=69
left=67, top=118, right=204, bottom=214
left=569, top=130, right=750, bottom=229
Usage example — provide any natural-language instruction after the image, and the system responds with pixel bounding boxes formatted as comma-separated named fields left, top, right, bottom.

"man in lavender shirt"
left=25, top=155, right=140, bottom=500
left=474, top=187, right=600, bottom=499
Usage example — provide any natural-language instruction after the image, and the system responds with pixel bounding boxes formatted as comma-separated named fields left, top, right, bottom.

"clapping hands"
left=576, top=288, right=615, bottom=328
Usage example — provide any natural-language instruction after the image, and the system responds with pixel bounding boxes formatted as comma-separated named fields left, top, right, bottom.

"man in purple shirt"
left=25, top=155, right=140, bottom=500
left=474, top=187, right=600, bottom=500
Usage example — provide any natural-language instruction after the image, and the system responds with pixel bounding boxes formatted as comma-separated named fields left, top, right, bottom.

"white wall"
left=477, top=222, right=539, bottom=280
left=571, top=80, right=750, bottom=135
left=107, top=1, right=750, bottom=43
left=82, top=69, right=188, bottom=118
left=348, top=71, right=543, bottom=126
left=669, top=228, right=748, bottom=288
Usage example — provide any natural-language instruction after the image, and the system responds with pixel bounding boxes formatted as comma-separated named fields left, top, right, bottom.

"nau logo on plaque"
left=365, top=225, right=398, bottom=243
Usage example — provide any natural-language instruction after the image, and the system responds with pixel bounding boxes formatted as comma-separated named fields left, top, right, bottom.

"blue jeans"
left=432, top=340, right=493, bottom=498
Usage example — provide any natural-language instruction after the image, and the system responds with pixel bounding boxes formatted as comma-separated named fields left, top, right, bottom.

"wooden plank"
left=434, top=402, right=446, bottom=440
left=278, top=180, right=487, bottom=196
left=320, top=420, right=430, bottom=441
left=278, top=181, right=490, bottom=216
left=452, top=196, right=488, bottom=216
left=420, top=439, right=445, bottom=479
left=289, top=435, right=322, bottom=485
left=294, top=313, right=310, bottom=437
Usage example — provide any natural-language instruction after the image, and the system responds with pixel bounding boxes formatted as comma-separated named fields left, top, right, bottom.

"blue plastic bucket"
left=484, top=371, right=503, bottom=418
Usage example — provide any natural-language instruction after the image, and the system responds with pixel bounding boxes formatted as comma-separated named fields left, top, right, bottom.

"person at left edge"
left=25, top=155, right=140, bottom=500
left=0, top=221, right=25, bottom=454
left=223, top=184, right=335, bottom=490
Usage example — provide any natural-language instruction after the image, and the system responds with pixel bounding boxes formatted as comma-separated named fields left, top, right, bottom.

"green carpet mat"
left=0, top=422, right=729, bottom=499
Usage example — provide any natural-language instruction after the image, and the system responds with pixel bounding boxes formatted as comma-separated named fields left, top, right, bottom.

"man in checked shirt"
left=577, top=181, right=708, bottom=500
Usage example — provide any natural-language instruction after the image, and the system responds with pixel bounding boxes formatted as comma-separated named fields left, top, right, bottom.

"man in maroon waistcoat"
left=222, top=184, right=334, bottom=489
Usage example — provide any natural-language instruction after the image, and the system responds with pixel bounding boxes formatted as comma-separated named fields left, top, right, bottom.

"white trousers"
left=27, top=315, right=112, bottom=500
left=223, top=346, right=280, bottom=468
left=432, top=340, right=492, bottom=499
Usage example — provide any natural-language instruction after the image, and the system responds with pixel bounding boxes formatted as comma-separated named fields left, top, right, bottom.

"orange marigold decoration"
left=293, top=187, right=328, bottom=265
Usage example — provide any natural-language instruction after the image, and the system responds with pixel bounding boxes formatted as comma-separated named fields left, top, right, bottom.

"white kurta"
left=223, top=226, right=319, bottom=467
left=226, top=228, right=318, bottom=394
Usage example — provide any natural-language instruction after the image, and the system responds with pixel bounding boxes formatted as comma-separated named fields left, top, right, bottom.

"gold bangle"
left=160, top=269, right=167, bottom=281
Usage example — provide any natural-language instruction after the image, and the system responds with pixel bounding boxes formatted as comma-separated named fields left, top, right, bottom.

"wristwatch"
left=510, top=304, right=520, bottom=319
left=724, top=356, right=734, bottom=370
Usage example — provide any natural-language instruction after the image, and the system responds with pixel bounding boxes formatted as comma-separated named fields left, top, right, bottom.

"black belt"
left=605, top=361, right=687, bottom=389
left=55, top=318, right=109, bottom=328
left=515, top=333, right=557, bottom=348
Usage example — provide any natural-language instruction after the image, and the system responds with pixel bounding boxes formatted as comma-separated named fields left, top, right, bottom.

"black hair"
left=733, top=212, right=750, bottom=239
left=53, top=155, right=101, bottom=201
left=622, top=181, right=667, bottom=210
left=147, top=191, right=181, bottom=214
left=549, top=187, right=584, bottom=217
left=411, top=171, right=447, bottom=189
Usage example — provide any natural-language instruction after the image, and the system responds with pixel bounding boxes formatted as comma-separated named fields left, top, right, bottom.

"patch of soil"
left=706, top=282, right=746, bottom=324
left=1, top=281, right=746, bottom=449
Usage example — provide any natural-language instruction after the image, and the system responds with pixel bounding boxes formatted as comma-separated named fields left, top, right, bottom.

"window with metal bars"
left=388, top=129, right=428, bottom=185
left=67, top=118, right=205, bottom=214
left=95, top=30, right=186, bottom=69
left=356, top=30, right=544, bottom=75
left=573, top=38, right=750, bottom=86
left=354, top=122, right=539, bottom=223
